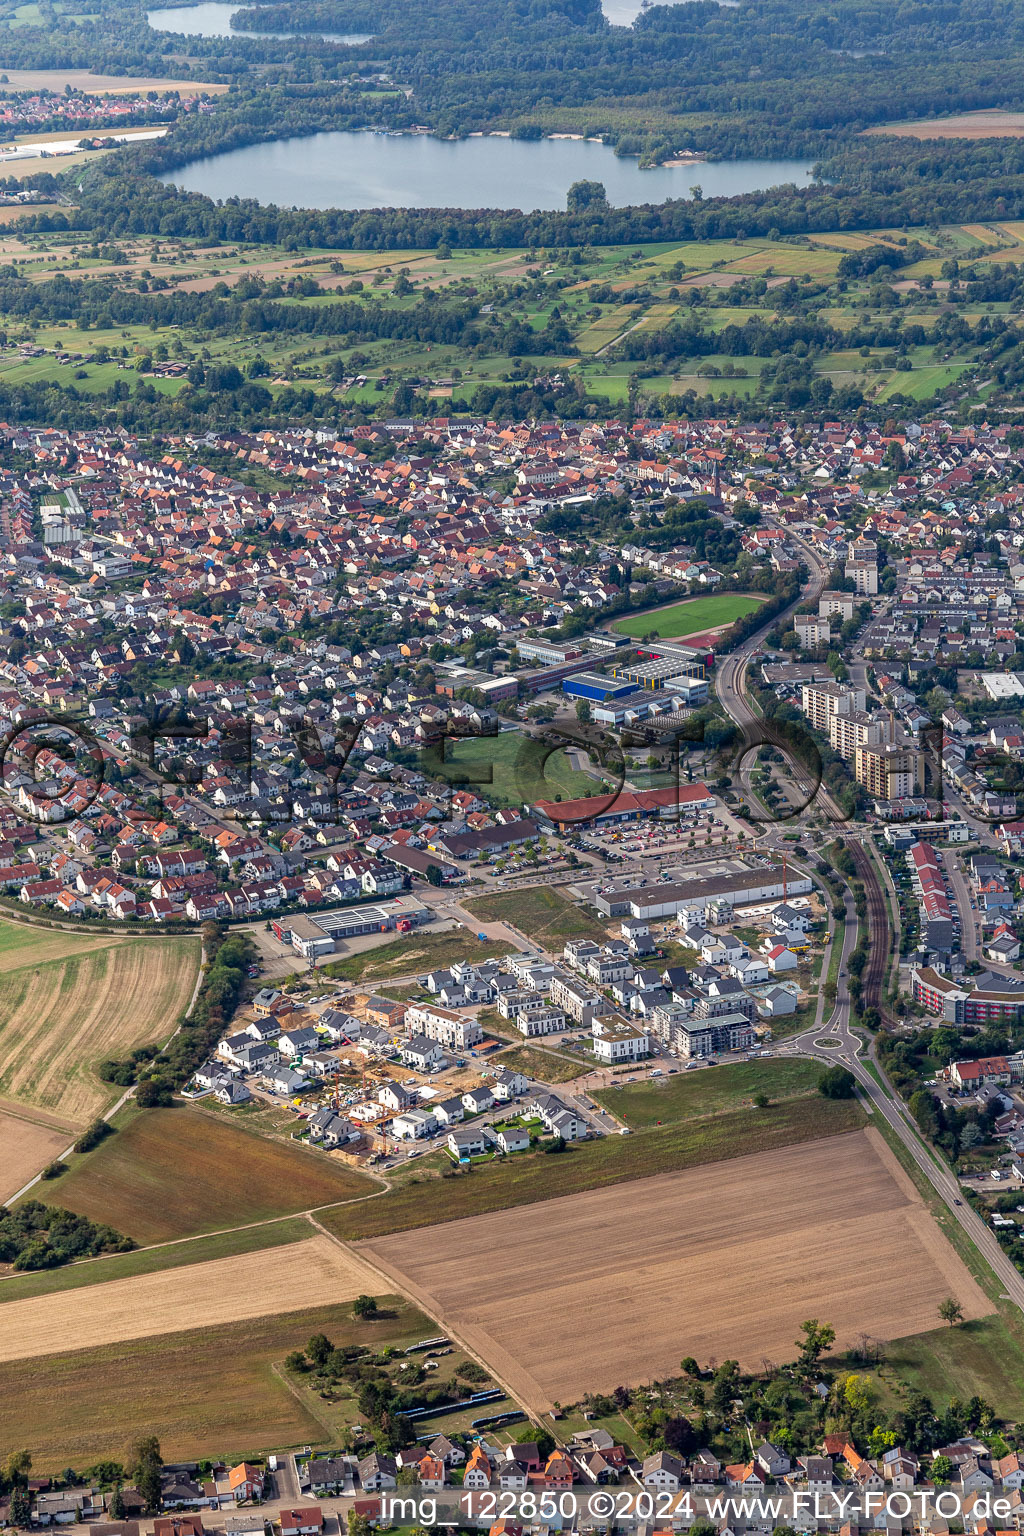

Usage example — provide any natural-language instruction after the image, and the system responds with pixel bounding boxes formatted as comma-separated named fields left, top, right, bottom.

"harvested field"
left=0, top=1297, right=428, bottom=1467
left=864, top=110, right=1024, bottom=139
left=0, top=1235, right=380, bottom=1362
left=0, top=1107, right=68, bottom=1201
left=50, top=1106, right=376, bottom=1243
left=0, top=933, right=200, bottom=1125
left=360, top=1128, right=988, bottom=1410
left=322, top=1094, right=864, bottom=1240
left=0, top=68, right=229, bottom=94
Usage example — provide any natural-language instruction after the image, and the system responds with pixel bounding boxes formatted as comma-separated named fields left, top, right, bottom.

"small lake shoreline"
left=162, top=127, right=815, bottom=212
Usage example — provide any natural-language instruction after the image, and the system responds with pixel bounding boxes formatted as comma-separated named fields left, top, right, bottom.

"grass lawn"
left=322, top=926, right=516, bottom=983
left=595, top=1058, right=824, bottom=1128
left=464, top=886, right=610, bottom=945
left=45, top=1107, right=375, bottom=1243
left=0, top=1215, right=315, bottom=1304
left=323, top=1095, right=865, bottom=1240
left=423, top=730, right=597, bottom=811
left=613, top=593, right=764, bottom=640
left=885, top=1314, right=1024, bottom=1420
left=0, top=1298, right=429, bottom=1468
left=867, top=1115, right=1024, bottom=1415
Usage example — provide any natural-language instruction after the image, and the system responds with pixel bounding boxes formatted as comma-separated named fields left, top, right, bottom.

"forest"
left=2, top=0, right=1024, bottom=257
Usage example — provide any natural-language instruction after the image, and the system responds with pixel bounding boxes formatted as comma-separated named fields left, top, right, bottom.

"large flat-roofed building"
left=609, top=654, right=706, bottom=688
left=911, top=965, right=1024, bottom=1024
left=273, top=896, right=429, bottom=957
left=830, top=708, right=888, bottom=760
left=981, top=671, right=1024, bottom=702
left=561, top=672, right=636, bottom=703
left=594, top=863, right=812, bottom=920
left=652, top=1005, right=755, bottom=1058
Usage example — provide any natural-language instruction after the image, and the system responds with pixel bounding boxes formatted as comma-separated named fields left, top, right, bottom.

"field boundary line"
left=309, top=1211, right=545, bottom=1424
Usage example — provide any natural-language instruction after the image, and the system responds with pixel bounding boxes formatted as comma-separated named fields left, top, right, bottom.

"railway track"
left=846, top=838, right=898, bottom=1029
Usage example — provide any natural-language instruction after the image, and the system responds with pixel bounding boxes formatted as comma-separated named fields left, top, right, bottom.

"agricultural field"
left=0, top=1105, right=67, bottom=1202
left=322, top=1093, right=866, bottom=1240
left=47, top=1106, right=376, bottom=1243
left=0, top=221, right=1002, bottom=415
left=864, top=111, right=1024, bottom=139
left=0, top=928, right=200, bottom=1126
left=360, top=1130, right=988, bottom=1410
left=0, top=1216, right=315, bottom=1304
left=465, top=886, right=611, bottom=945
left=613, top=593, right=764, bottom=640
left=595, top=1057, right=823, bottom=1127
left=322, top=925, right=516, bottom=983
left=0, top=1235, right=380, bottom=1362
left=0, top=1297, right=428, bottom=1467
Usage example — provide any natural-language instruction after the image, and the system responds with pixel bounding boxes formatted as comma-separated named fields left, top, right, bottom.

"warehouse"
left=609, top=654, right=707, bottom=689
left=562, top=672, right=637, bottom=703
left=273, top=895, right=430, bottom=956
left=593, top=863, right=812, bottom=918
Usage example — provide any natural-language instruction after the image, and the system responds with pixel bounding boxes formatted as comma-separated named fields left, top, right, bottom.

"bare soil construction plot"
left=0, top=1107, right=67, bottom=1202
left=0, top=1235, right=380, bottom=1362
left=360, top=1129, right=988, bottom=1410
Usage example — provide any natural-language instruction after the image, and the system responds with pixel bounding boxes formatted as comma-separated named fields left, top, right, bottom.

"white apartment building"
left=800, top=681, right=867, bottom=734
left=404, top=1003, right=483, bottom=1050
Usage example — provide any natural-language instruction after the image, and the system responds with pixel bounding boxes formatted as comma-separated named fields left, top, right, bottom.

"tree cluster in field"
left=283, top=1326, right=495, bottom=1453
left=0, top=1200, right=134, bottom=1270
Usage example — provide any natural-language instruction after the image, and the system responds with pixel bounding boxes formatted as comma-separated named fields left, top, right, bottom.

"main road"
left=711, top=532, right=1024, bottom=1314
left=713, top=530, right=847, bottom=823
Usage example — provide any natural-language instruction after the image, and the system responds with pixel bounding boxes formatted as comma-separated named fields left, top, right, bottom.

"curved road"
left=710, top=538, right=1024, bottom=1314
left=714, top=532, right=846, bottom=822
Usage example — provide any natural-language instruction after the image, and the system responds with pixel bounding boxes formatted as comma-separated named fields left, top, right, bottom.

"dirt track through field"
left=360, top=1129, right=988, bottom=1410
left=0, top=1237, right=381, bottom=1362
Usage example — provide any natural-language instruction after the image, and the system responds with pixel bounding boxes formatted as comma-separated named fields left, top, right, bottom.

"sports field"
left=0, top=1235, right=379, bottom=1361
left=49, top=1107, right=376, bottom=1243
left=613, top=593, right=764, bottom=640
left=0, top=928, right=200, bottom=1125
left=361, top=1129, right=988, bottom=1409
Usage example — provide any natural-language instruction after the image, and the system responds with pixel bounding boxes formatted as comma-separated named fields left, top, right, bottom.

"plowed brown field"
left=360, top=1129, right=988, bottom=1409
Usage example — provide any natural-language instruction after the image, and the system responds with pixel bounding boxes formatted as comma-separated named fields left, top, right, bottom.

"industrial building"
left=272, top=895, right=430, bottom=958
left=593, top=863, right=811, bottom=919
left=562, top=672, right=637, bottom=703
left=609, top=654, right=706, bottom=689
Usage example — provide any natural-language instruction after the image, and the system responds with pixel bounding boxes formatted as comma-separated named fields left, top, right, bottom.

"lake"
left=164, top=130, right=816, bottom=211
left=146, top=1, right=370, bottom=42
left=602, top=0, right=737, bottom=23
